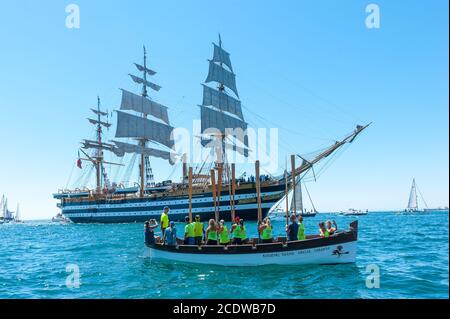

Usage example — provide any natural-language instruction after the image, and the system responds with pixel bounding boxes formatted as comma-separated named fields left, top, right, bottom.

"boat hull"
left=57, top=184, right=285, bottom=223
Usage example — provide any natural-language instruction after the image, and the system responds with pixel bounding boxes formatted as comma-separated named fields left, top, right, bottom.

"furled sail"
left=407, top=178, right=418, bottom=210
left=202, top=84, right=243, bottom=120
left=205, top=61, right=239, bottom=98
left=115, top=111, right=174, bottom=149
left=82, top=139, right=116, bottom=151
left=134, top=63, right=156, bottom=76
left=129, top=74, right=161, bottom=92
left=120, top=89, right=169, bottom=124
left=88, top=118, right=112, bottom=128
left=91, top=108, right=108, bottom=116
left=112, top=141, right=175, bottom=164
left=212, top=43, right=233, bottom=72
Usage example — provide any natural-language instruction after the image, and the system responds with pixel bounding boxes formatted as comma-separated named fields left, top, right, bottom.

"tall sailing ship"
left=53, top=36, right=369, bottom=223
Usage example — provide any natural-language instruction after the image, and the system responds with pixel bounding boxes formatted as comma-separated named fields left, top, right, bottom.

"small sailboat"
left=0, top=195, right=15, bottom=224
left=13, top=204, right=24, bottom=223
left=403, top=178, right=428, bottom=213
left=268, top=159, right=318, bottom=219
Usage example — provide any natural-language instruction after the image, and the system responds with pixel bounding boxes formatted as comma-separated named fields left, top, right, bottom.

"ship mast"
left=95, top=96, right=104, bottom=193
left=139, top=46, right=148, bottom=198
left=110, top=46, right=175, bottom=197
left=200, top=34, right=248, bottom=190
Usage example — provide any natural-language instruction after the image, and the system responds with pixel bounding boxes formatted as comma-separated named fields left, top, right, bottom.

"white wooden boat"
left=144, top=221, right=358, bottom=266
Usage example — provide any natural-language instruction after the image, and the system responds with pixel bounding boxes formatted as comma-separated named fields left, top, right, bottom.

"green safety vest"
left=261, top=224, right=273, bottom=240
left=322, top=230, right=329, bottom=238
left=234, top=225, right=247, bottom=240
left=185, top=223, right=195, bottom=238
left=207, top=228, right=217, bottom=241
left=219, top=226, right=230, bottom=244
left=160, top=213, right=169, bottom=228
left=297, top=223, right=305, bottom=240
left=193, top=221, right=204, bottom=237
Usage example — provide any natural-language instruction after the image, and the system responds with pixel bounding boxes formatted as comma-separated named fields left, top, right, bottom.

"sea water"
left=0, top=211, right=448, bottom=299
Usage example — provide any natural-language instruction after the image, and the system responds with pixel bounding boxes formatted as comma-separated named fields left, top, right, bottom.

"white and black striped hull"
left=59, top=185, right=285, bottom=223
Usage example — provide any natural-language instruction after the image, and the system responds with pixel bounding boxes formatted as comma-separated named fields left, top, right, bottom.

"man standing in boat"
left=160, top=207, right=170, bottom=237
left=286, top=214, right=299, bottom=241
left=193, top=215, right=204, bottom=245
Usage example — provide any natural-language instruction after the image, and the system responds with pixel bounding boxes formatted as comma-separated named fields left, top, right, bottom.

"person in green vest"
left=217, top=219, right=230, bottom=245
left=326, top=220, right=338, bottom=235
left=297, top=215, right=306, bottom=240
left=183, top=216, right=195, bottom=245
left=259, top=217, right=273, bottom=243
left=160, top=206, right=170, bottom=237
left=193, top=215, right=204, bottom=245
left=205, top=219, right=218, bottom=245
left=231, top=217, right=248, bottom=245
left=319, top=221, right=329, bottom=238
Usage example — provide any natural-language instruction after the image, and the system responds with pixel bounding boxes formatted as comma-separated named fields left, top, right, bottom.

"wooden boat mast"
left=231, top=163, right=236, bottom=222
left=210, top=169, right=218, bottom=222
left=291, top=154, right=296, bottom=216
left=255, top=160, right=262, bottom=223
left=188, top=166, right=193, bottom=222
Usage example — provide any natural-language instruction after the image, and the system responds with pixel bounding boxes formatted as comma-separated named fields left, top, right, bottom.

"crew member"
left=193, top=215, right=204, bottom=245
left=218, top=220, right=230, bottom=245
left=259, top=217, right=273, bottom=243
left=160, top=206, right=170, bottom=237
left=286, top=214, right=299, bottom=241
left=184, top=216, right=195, bottom=245
left=205, top=219, right=218, bottom=245
left=297, top=216, right=306, bottom=240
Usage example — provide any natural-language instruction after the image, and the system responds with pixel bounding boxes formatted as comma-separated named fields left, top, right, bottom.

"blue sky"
left=0, top=0, right=448, bottom=219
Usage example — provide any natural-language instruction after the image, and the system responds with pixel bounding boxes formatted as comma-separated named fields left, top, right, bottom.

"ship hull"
left=57, top=184, right=285, bottom=223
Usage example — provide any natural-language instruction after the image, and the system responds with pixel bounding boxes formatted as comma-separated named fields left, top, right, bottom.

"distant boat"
left=339, top=208, right=368, bottom=216
left=0, top=195, right=16, bottom=224
left=423, top=207, right=448, bottom=212
left=52, top=213, right=70, bottom=223
left=403, top=178, right=428, bottom=213
left=13, top=204, right=24, bottom=223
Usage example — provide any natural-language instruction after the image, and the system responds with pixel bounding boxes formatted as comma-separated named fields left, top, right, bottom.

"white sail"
left=407, top=178, right=418, bottom=210
left=112, top=141, right=176, bottom=164
left=134, top=63, right=156, bottom=76
left=200, top=105, right=248, bottom=146
left=205, top=61, right=239, bottom=98
left=115, top=111, right=174, bottom=148
left=202, top=85, right=243, bottom=120
left=289, top=177, right=303, bottom=213
left=120, top=89, right=169, bottom=124
left=129, top=74, right=161, bottom=92
left=212, top=43, right=233, bottom=72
